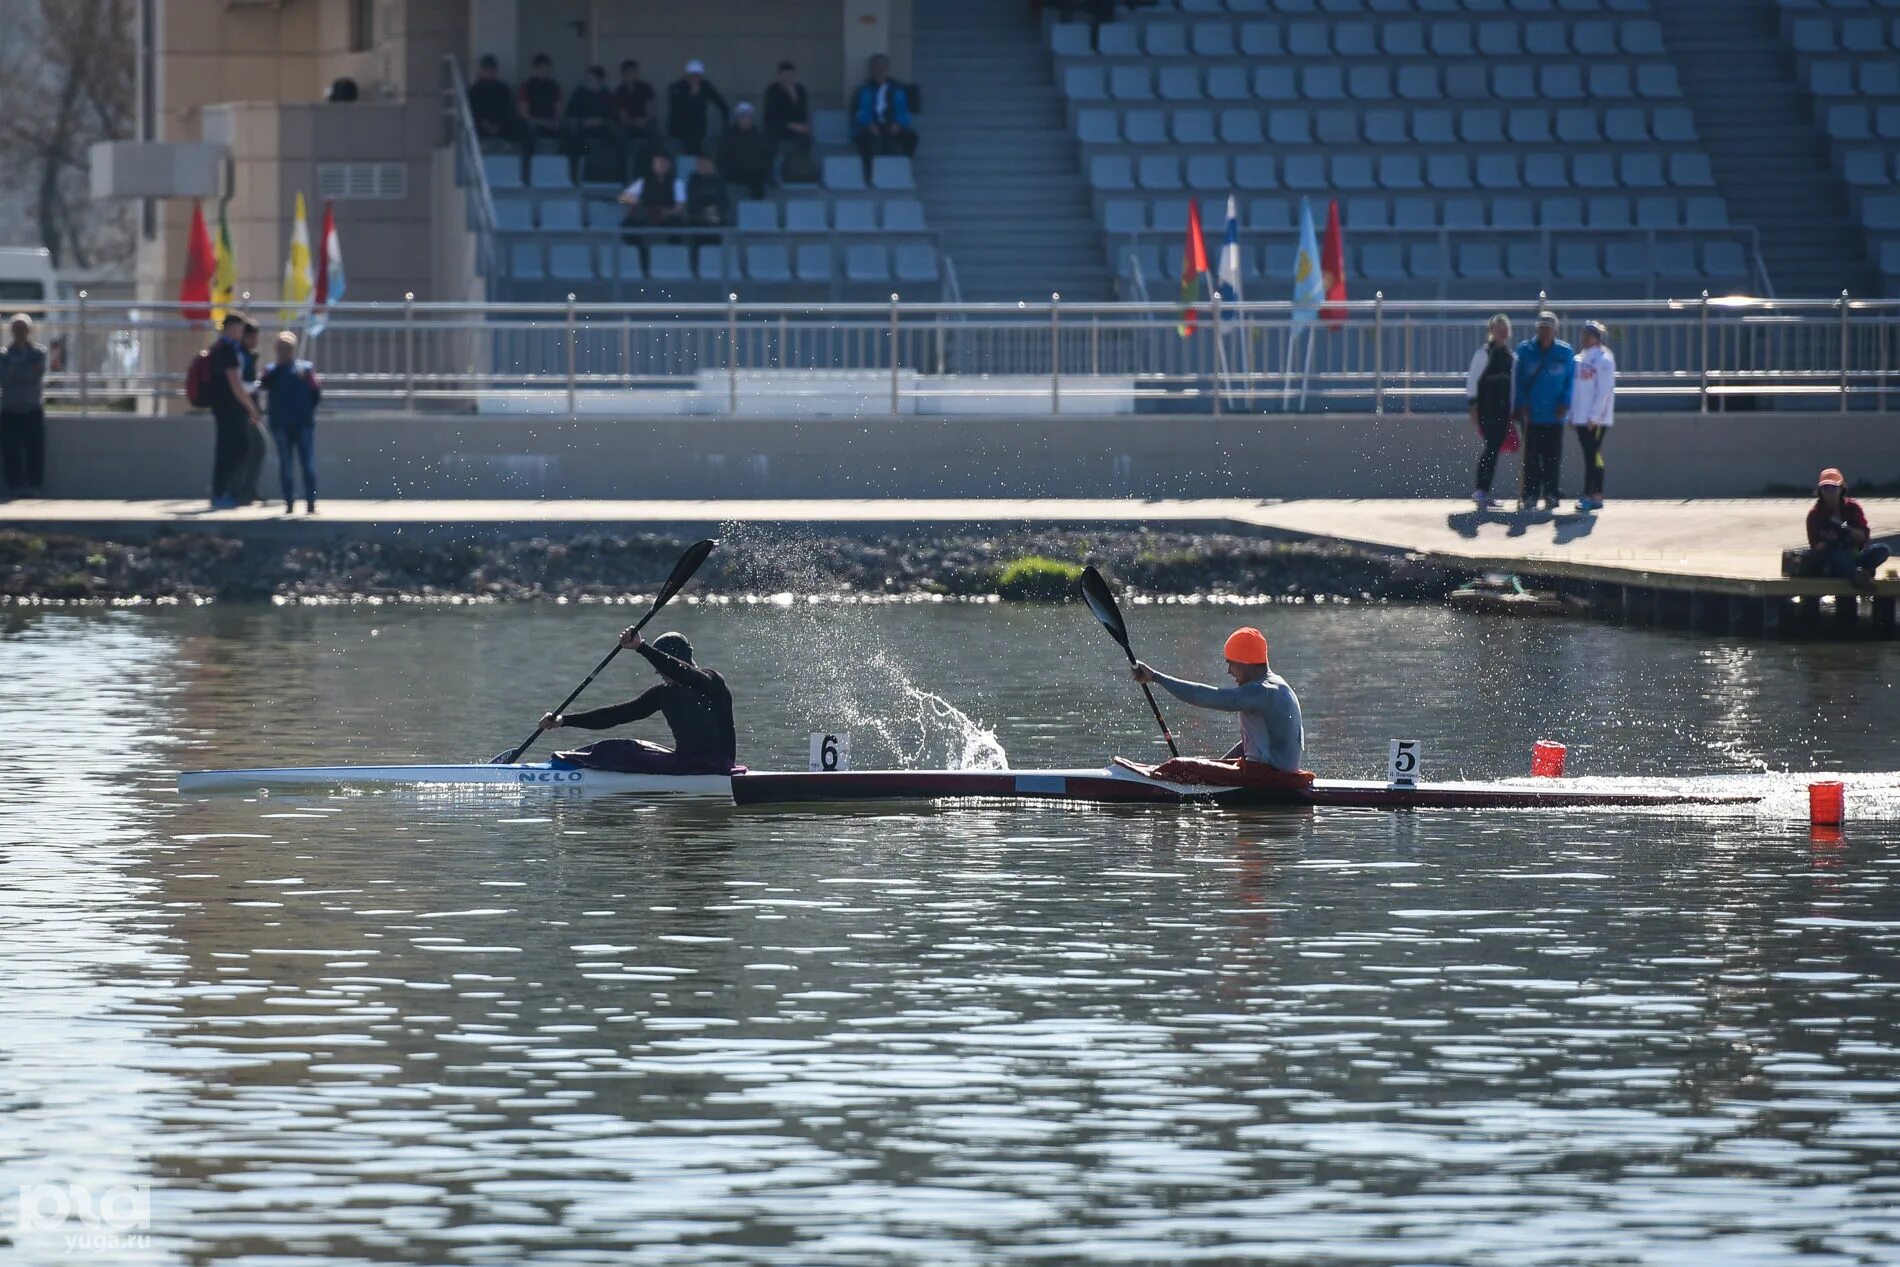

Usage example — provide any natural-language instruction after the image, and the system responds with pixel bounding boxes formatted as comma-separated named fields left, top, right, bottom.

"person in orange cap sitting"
left=1132, top=626, right=1304, bottom=774
left=1806, top=467, right=1889, bottom=591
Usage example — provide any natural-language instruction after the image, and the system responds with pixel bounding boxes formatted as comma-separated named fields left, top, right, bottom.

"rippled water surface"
left=5, top=602, right=1900, bottom=1265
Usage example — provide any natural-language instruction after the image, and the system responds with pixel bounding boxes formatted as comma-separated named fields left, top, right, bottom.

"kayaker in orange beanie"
left=1132, top=626, right=1304, bottom=772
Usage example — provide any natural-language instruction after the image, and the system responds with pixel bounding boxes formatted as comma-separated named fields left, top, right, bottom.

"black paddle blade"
left=633, top=538, right=718, bottom=633
left=1079, top=565, right=1133, bottom=657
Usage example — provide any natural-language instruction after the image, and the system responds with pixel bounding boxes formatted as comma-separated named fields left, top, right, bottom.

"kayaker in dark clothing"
left=537, top=628, right=737, bottom=773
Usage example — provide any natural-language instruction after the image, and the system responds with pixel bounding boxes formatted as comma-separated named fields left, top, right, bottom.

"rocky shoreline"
left=0, top=527, right=1460, bottom=605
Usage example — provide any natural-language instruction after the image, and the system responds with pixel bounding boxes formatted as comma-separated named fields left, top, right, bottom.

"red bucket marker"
left=1531, top=741, right=1567, bottom=778
left=1809, top=780, right=1846, bottom=828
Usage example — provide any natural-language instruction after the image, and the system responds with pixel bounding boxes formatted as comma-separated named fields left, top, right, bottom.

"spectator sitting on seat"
left=1806, top=467, right=1890, bottom=592
left=687, top=154, right=730, bottom=228
left=518, top=53, right=564, bottom=154
left=667, top=59, right=730, bottom=158
left=613, top=59, right=658, bottom=167
left=763, top=61, right=812, bottom=154
left=564, top=64, right=618, bottom=176
left=716, top=102, right=774, bottom=201
left=852, top=54, right=918, bottom=178
left=619, top=150, right=687, bottom=238
left=466, top=55, right=522, bottom=151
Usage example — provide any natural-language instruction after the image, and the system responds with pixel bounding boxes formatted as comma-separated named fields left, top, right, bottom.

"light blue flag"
left=1291, top=197, right=1324, bottom=322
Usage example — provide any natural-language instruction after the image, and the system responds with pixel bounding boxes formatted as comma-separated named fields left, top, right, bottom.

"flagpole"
left=1298, top=323, right=1317, bottom=412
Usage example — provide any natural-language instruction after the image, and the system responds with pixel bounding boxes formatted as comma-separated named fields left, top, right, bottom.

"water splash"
left=717, top=525, right=1009, bottom=770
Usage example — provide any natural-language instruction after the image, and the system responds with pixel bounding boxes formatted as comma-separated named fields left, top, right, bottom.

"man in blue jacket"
left=852, top=54, right=917, bottom=179
left=1512, top=311, right=1576, bottom=512
left=257, top=332, right=322, bottom=514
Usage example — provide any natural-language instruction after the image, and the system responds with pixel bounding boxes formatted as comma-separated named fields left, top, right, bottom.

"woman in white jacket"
left=1569, top=320, right=1615, bottom=511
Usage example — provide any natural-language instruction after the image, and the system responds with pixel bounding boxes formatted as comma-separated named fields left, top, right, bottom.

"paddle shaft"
left=1118, top=643, right=1182, bottom=759
left=496, top=608, right=673, bottom=765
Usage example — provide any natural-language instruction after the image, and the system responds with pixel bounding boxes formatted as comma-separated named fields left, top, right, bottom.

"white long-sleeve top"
left=1569, top=343, right=1616, bottom=427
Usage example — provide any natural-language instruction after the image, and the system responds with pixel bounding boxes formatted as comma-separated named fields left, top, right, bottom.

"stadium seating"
left=1057, top=1, right=1760, bottom=298
left=1780, top=1, right=1900, bottom=291
left=471, top=109, right=945, bottom=302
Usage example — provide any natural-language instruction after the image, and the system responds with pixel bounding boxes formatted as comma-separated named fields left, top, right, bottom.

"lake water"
left=5, top=601, right=1900, bottom=1265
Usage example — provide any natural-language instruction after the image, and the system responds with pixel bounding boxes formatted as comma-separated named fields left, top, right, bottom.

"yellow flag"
left=211, top=201, right=238, bottom=324
left=281, top=192, right=313, bottom=320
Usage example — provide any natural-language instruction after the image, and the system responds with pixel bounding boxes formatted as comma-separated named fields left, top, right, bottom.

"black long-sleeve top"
left=560, top=643, right=736, bottom=767
left=667, top=78, right=730, bottom=147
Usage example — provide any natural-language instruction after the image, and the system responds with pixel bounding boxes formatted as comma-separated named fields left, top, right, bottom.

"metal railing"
left=1112, top=223, right=1776, bottom=302
left=443, top=55, right=500, bottom=283
left=27, top=293, right=1900, bottom=417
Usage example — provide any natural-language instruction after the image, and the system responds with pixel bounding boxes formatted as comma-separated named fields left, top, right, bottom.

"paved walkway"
left=3, top=497, right=1894, bottom=593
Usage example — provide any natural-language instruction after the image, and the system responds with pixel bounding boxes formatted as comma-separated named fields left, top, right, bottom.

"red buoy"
left=1531, top=740, right=1567, bottom=778
left=1809, top=780, right=1846, bottom=828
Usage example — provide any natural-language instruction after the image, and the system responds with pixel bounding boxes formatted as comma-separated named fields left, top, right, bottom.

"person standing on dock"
left=257, top=332, right=321, bottom=514
left=1465, top=314, right=1516, bottom=509
left=1806, top=468, right=1890, bottom=591
left=537, top=628, right=738, bottom=774
left=205, top=311, right=262, bottom=509
left=1569, top=320, right=1615, bottom=513
left=1512, top=312, right=1575, bottom=513
left=1132, top=627, right=1304, bottom=775
left=0, top=313, right=48, bottom=495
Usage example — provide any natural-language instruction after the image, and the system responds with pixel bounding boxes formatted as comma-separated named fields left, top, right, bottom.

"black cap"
left=652, top=631, right=693, bottom=663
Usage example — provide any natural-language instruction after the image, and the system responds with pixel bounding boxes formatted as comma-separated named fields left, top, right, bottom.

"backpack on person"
left=184, top=346, right=214, bottom=408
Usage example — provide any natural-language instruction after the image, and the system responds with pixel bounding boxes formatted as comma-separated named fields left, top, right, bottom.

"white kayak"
left=177, top=763, right=735, bottom=796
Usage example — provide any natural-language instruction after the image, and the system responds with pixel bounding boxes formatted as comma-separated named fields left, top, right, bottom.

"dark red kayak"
left=730, top=760, right=1764, bottom=810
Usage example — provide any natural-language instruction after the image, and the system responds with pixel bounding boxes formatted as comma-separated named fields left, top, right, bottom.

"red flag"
left=179, top=200, right=216, bottom=324
left=1176, top=199, right=1211, bottom=337
left=313, top=201, right=333, bottom=307
left=1320, top=199, right=1347, bottom=328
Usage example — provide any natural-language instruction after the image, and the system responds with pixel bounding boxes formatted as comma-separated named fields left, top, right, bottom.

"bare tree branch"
left=0, top=0, right=135, bottom=271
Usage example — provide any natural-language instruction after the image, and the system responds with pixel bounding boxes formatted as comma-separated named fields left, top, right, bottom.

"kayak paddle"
left=1079, top=564, right=1180, bottom=758
left=492, top=538, right=718, bottom=764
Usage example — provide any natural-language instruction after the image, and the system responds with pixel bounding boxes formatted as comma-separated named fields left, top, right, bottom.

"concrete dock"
left=2, top=496, right=1893, bottom=636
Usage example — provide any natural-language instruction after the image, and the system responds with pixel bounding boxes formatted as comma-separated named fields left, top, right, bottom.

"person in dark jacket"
left=563, top=64, right=618, bottom=175
left=1806, top=468, right=1890, bottom=590
left=1464, top=314, right=1516, bottom=508
left=715, top=102, right=774, bottom=200
left=538, top=628, right=738, bottom=774
left=852, top=54, right=917, bottom=178
left=466, top=55, right=523, bottom=150
left=618, top=150, right=687, bottom=237
left=205, top=311, right=260, bottom=509
left=0, top=313, right=49, bottom=493
left=613, top=59, right=658, bottom=169
left=257, top=332, right=321, bottom=514
left=1511, top=311, right=1575, bottom=513
left=763, top=61, right=812, bottom=155
left=518, top=53, right=564, bottom=156
left=667, top=59, right=730, bottom=158
left=686, top=154, right=730, bottom=227
left=230, top=320, right=270, bottom=506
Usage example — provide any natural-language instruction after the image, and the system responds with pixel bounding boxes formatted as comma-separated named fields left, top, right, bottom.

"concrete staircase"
left=911, top=0, right=1115, bottom=301
left=1655, top=0, right=1877, bottom=298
